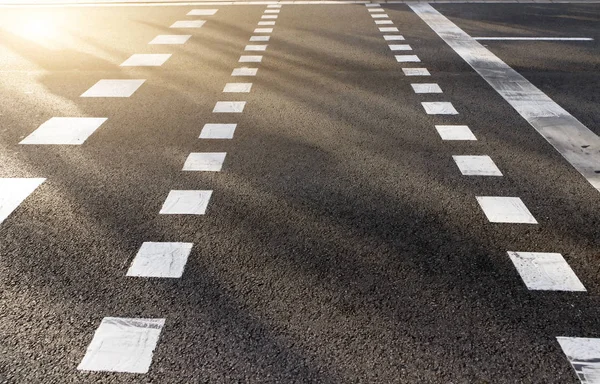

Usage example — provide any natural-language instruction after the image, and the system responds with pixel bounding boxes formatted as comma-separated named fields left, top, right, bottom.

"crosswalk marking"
left=411, top=83, right=442, bottom=93
left=199, top=123, right=237, bottom=139
left=182, top=152, right=227, bottom=171
left=120, top=54, right=171, bottom=67
left=127, top=242, right=194, bottom=278
left=213, top=101, right=246, bottom=113
left=421, top=101, right=457, bottom=114
left=0, top=178, right=46, bottom=225
left=452, top=155, right=502, bottom=176
left=20, top=117, right=108, bottom=145
left=507, top=252, right=586, bottom=291
left=159, top=190, right=213, bottom=215
left=476, top=196, right=538, bottom=224
left=81, top=79, right=145, bottom=98
left=149, top=35, right=191, bottom=45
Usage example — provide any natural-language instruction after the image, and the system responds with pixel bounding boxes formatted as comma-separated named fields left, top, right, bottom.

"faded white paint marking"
left=261, top=14, right=278, bottom=19
left=557, top=337, right=600, bottom=384
left=232, top=67, right=258, bottom=76
left=159, top=190, right=213, bottom=215
left=384, top=35, right=405, bottom=40
left=411, top=83, right=442, bottom=94
left=254, top=28, right=273, bottom=33
left=223, top=83, right=252, bottom=93
left=410, top=3, right=600, bottom=192
left=267, top=4, right=282, bottom=7
left=149, top=34, right=191, bottom=44
left=250, top=35, right=270, bottom=41
left=365, top=3, right=381, bottom=7
left=389, top=44, right=412, bottom=51
left=20, top=117, right=107, bottom=145
left=379, top=27, right=399, bottom=32
left=435, top=125, right=476, bottom=141
left=0, top=178, right=45, bottom=225
left=453, top=155, right=502, bottom=176
left=507, top=252, right=586, bottom=291
left=395, top=55, right=420, bottom=62
left=77, top=318, right=165, bottom=373
left=474, top=37, right=593, bottom=41
left=258, top=21, right=275, bottom=25
left=120, top=54, right=171, bottom=67
left=375, top=20, right=393, bottom=25
left=200, top=123, right=237, bottom=139
left=213, top=101, right=246, bottom=113
left=371, top=13, right=389, bottom=18
left=264, top=9, right=280, bottom=13
left=81, top=79, right=145, bottom=98
left=187, top=8, right=217, bottom=15
left=422, top=101, right=458, bottom=115
left=245, top=44, right=267, bottom=51
left=170, top=20, right=205, bottom=28
left=183, top=152, right=227, bottom=171
left=368, top=8, right=385, bottom=12
left=403, top=68, right=430, bottom=76
left=476, top=196, right=538, bottom=224
left=239, top=55, right=263, bottom=62
left=127, top=242, right=193, bottom=278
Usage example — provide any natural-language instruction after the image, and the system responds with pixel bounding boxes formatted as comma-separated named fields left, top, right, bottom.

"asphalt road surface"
left=0, top=1, right=599, bottom=383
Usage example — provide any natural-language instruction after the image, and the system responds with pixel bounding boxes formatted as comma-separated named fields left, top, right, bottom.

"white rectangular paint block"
left=183, top=152, right=227, bottom=171
left=411, top=83, right=442, bottom=94
left=267, top=4, right=281, bottom=7
left=389, top=44, right=412, bottom=51
left=254, top=28, right=273, bottom=33
left=368, top=8, right=385, bottom=12
left=375, top=20, right=393, bottom=25
left=556, top=337, right=600, bottom=384
left=223, top=83, right=252, bottom=93
left=127, top=242, right=193, bottom=278
left=258, top=21, right=275, bottom=26
left=149, top=35, right=191, bottom=45
left=239, top=55, right=262, bottom=63
left=200, top=123, right=237, bottom=139
left=159, top=190, right=213, bottom=215
left=120, top=54, right=171, bottom=67
left=421, top=102, right=458, bottom=115
left=170, top=20, right=206, bottom=28
left=250, top=36, right=270, bottom=42
left=261, top=15, right=278, bottom=19
left=0, top=178, right=45, bottom=225
left=232, top=67, right=258, bottom=76
left=365, top=3, right=381, bottom=7
left=20, top=117, right=108, bottom=145
left=507, top=252, right=586, bottom=291
left=403, top=68, right=430, bottom=76
left=264, top=9, right=280, bottom=13
left=213, top=101, right=246, bottom=113
left=371, top=14, right=389, bottom=18
left=476, top=196, right=538, bottom=224
left=384, top=35, right=405, bottom=40
left=395, top=55, right=420, bottom=63
left=452, top=155, right=502, bottom=176
left=435, top=125, right=476, bottom=141
left=187, top=9, right=218, bottom=15
left=379, top=27, right=399, bottom=32
left=81, top=79, right=145, bottom=98
left=77, top=317, right=165, bottom=373
left=245, top=45, right=267, bottom=51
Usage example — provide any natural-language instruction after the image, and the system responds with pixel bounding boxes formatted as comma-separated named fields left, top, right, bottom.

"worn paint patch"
left=159, top=190, right=213, bottom=215
left=245, top=44, right=267, bottom=51
left=213, top=101, right=246, bottom=113
left=250, top=35, right=270, bottom=41
left=403, top=68, right=430, bottom=76
left=127, top=242, right=193, bottom=278
left=232, top=67, right=258, bottom=76
left=182, top=152, right=227, bottom=171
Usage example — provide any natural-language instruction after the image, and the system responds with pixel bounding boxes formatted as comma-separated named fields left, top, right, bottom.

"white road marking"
left=250, top=35, right=270, bottom=41
left=160, top=190, right=213, bottom=215
left=267, top=4, right=282, bottom=8
left=368, top=8, right=385, bottom=12
left=411, top=83, right=442, bottom=94
left=223, top=83, right=252, bottom=93
left=389, top=44, right=412, bottom=51
left=476, top=196, right=538, bottom=224
left=187, top=9, right=217, bottom=15
left=0, top=178, right=45, bottom=225
left=245, top=44, right=268, bottom=51
left=232, top=67, right=258, bottom=76
left=556, top=337, right=600, bottom=384
left=435, top=125, right=476, bottom=140
left=254, top=28, right=273, bottom=33
left=239, top=55, right=263, bottom=62
left=20, top=117, right=107, bottom=145
left=120, top=54, right=171, bottom=67
left=264, top=9, right=280, bottom=13
left=384, top=35, right=405, bottom=40
left=410, top=3, right=600, bottom=192
left=258, top=21, right=276, bottom=25
left=403, top=68, right=430, bottom=76
left=77, top=318, right=165, bottom=373
left=395, top=55, right=420, bottom=62
left=371, top=14, right=389, bottom=18
left=183, top=152, right=227, bottom=171
left=127, top=242, right=193, bottom=278
left=507, top=252, right=586, bottom=291
left=81, top=79, right=145, bottom=98
left=453, top=155, right=502, bottom=176
left=375, top=20, right=393, bottom=25
left=365, top=3, right=381, bottom=7
left=213, top=101, right=246, bottom=113
left=261, top=14, right=278, bottom=18
left=379, top=27, right=399, bottom=32
left=421, top=101, right=457, bottom=114
left=170, top=20, right=206, bottom=28
left=149, top=35, right=191, bottom=44
left=474, top=37, right=593, bottom=41
left=200, top=123, right=237, bottom=139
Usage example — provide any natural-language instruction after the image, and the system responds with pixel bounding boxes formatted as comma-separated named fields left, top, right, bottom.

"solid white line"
left=127, top=242, right=193, bottom=278
left=556, top=337, right=600, bottom=384
left=410, top=3, right=600, bottom=193
left=474, top=37, right=593, bottom=41
left=0, top=178, right=45, bottom=225
left=507, top=252, right=586, bottom=291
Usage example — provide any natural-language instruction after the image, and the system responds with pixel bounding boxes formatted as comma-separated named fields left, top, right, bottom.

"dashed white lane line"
left=435, top=125, right=477, bottom=140
left=245, top=44, right=268, bottom=51
left=170, top=20, right=206, bottom=28
left=507, top=252, right=586, bottom=291
left=371, top=13, right=389, bottom=18
left=77, top=317, right=165, bottom=373
left=187, top=9, right=218, bottom=15
left=250, top=35, right=270, bottom=41
left=380, top=27, right=399, bottom=32
left=421, top=101, right=458, bottom=115
left=239, top=55, right=263, bottom=62
left=183, top=152, right=227, bottom=171
left=127, top=242, right=193, bottom=278
left=0, top=178, right=45, bottom=225
left=213, top=101, right=246, bottom=113
left=389, top=44, right=412, bottom=51
left=261, top=14, right=278, bottom=19
left=384, top=35, right=405, bottom=40
left=223, top=83, right=253, bottom=93
left=264, top=9, right=280, bottom=13
left=411, top=83, right=442, bottom=94
left=453, top=155, right=502, bottom=176
left=199, top=123, right=237, bottom=139
left=120, top=54, right=171, bottom=67
left=368, top=8, right=385, bottom=12
left=395, top=55, right=421, bottom=63
left=403, top=68, right=430, bottom=76
left=365, top=3, right=381, bottom=7
left=476, top=196, right=538, bottom=224
left=375, top=20, right=393, bottom=25
left=232, top=67, right=258, bottom=76
left=556, top=337, right=600, bottom=384
left=81, top=79, right=146, bottom=98
left=160, top=190, right=213, bottom=215
left=258, top=21, right=276, bottom=26
left=20, top=117, right=108, bottom=145
left=254, top=28, right=273, bottom=33
left=149, top=35, right=191, bottom=45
